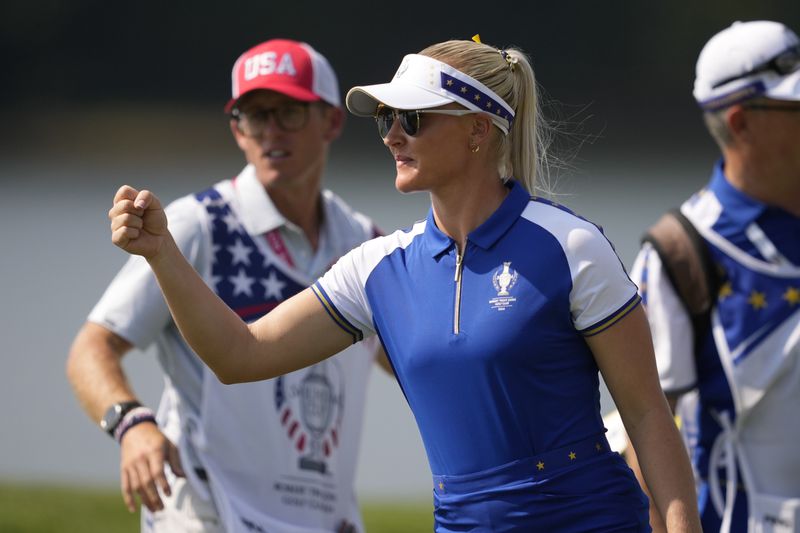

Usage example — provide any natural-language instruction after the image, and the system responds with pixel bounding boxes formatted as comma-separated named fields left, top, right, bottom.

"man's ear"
left=322, top=105, right=346, bottom=142
left=230, top=119, right=248, bottom=151
left=725, top=104, right=749, bottom=140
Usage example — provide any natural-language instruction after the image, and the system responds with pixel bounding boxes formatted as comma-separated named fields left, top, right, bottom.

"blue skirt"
left=431, top=437, right=650, bottom=532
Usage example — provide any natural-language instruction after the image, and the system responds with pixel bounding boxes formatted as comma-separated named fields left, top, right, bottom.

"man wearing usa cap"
left=67, top=38, right=385, bottom=533
left=629, top=20, right=800, bottom=532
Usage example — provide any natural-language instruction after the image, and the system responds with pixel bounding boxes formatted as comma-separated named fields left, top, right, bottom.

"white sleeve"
left=630, top=243, right=696, bottom=392
left=313, top=242, right=377, bottom=342
left=564, top=224, right=641, bottom=335
left=313, top=227, right=421, bottom=342
left=88, top=195, right=208, bottom=348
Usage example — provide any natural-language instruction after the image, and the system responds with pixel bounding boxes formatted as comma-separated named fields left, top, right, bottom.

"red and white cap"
left=225, top=39, right=340, bottom=112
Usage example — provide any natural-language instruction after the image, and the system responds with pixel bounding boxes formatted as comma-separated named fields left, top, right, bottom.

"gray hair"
left=702, top=109, right=732, bottom=148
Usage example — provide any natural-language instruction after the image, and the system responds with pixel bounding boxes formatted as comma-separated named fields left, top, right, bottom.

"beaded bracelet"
left=113, top=406, right=157, bottom=443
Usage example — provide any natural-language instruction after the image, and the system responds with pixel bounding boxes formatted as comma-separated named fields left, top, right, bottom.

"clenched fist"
left=110, top=185, right=169, bottom=259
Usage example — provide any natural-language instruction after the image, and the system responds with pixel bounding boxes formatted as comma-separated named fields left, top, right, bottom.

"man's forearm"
left=66, top=322, right=137, bottom=423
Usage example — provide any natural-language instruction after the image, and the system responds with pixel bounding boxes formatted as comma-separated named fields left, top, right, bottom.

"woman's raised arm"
left=110, top=185, right=353, bottom=383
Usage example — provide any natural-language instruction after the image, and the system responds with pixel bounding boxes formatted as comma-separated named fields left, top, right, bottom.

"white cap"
left=694, top=20, right=800, bottom=111
left=346, top=54, right=515, bottom=134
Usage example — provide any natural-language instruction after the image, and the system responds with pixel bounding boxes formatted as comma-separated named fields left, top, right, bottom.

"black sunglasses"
left=374, top=104, right=478, bottom=137
left=712, top=45, right=800, bottom=89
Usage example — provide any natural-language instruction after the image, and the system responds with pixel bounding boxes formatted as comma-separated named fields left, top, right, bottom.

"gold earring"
left=470, top=144, right=480, bottom=153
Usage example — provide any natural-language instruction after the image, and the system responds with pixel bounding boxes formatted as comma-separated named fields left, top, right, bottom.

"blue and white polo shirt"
left=314, top=180, right=640, bottom=476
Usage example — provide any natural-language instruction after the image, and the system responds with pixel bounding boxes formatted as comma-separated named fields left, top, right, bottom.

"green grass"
left=362, top=501, right=433, bottom=532
left=0, top=482, right=433, bottom=532
left=0, top=483, right=139, bottom=533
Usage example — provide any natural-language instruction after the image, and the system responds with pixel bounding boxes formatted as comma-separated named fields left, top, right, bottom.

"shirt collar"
left=233, top=165, right=287, bottom=235
left=422, top=180, right=530, bottom=257
left=708, top=159, right=767, bottom=227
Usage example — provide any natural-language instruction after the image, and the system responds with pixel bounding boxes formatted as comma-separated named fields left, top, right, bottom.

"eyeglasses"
left=743, top=103, right=800, bottom=113
left=232, top=102, right=310, bottom=136
left=374, top=104, right=479, bottom=138
left=712, top=45, right=800, bottom=89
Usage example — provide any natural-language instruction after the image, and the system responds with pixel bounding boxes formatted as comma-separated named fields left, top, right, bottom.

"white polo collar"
left=233, top=164, right=288, bottom=235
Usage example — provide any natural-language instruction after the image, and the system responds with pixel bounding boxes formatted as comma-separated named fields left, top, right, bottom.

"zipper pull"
left=454, top=253, right=463, bottom=282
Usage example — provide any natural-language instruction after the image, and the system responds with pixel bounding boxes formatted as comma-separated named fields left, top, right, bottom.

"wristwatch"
left=100, top=401, right=141, bottom=437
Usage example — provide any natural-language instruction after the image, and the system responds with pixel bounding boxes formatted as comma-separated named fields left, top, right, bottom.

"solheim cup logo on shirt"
left=490, top=262, right=518, bottom=311
left=275, top=360, right=345, bottom=475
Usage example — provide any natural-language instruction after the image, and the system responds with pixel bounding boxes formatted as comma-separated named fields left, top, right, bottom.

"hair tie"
left=498, top=49, right=518, bottom=72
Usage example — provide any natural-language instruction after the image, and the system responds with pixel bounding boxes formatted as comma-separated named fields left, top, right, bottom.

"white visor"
left=346, top=54, right=515, bottom=134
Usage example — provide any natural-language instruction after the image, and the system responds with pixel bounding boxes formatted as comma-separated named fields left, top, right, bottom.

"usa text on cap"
left=226, top=39, right=340, bottom=113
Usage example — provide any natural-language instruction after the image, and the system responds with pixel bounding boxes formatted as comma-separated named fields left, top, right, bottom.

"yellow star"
left=460, top=87, right=468, bottom=94
left=495, top=109, right=502, bottom=115
left=784, top=286, right=800, bottom=306
left=568, top=451, right=577, bottom=460
left=438, top=481, right=444, bottom=491
left=718, top=282, right=732, bottom=300
left=748, top=290, right=767, bottom=310
left=474, top=94, right=481, bottom=101
left=446, top=79, right=453, bottom=86
left=595, top=442, right=602, bottom=451
left=536, top=461, right=545, bottom=471
left=485, top=101, right=492, bottom=108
